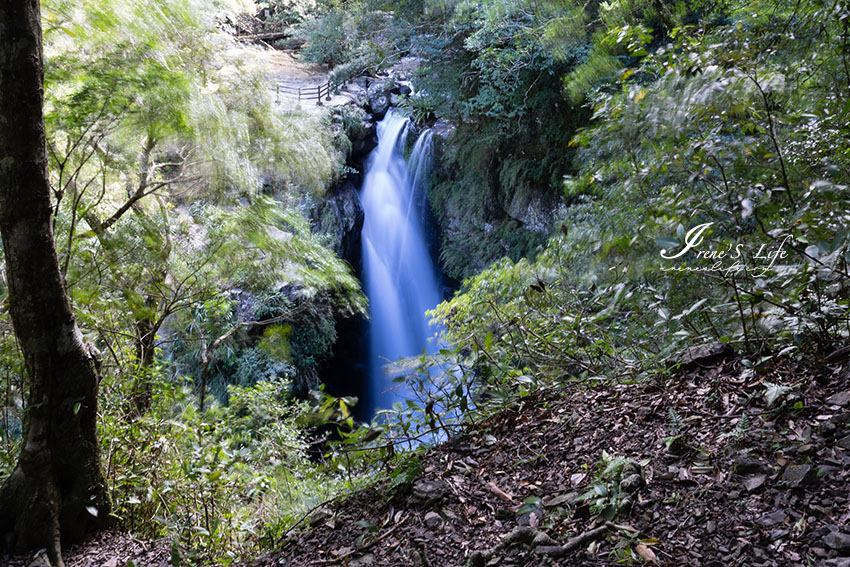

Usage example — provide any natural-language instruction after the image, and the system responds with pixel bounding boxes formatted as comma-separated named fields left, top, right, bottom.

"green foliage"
left=297, top=7, right=400, bottom=76
left=328, top=104, right=368, bottom=159
left=298, top=10, right=350, bottom=66
left=579, top=452, right=644, bottom=521
left=2, top=1, right=369, bottom=559
left=386, top=0, right=591, bottom=278
left=100, top=375, right=349, bottom=562
left=397, top=93, right=437, bottom=125
left=8, top=0, right=850, bottom=561
left=258, top=0, right=317, bottom=29
left=44, top=0, right=342, bottom=198
left=37, top=0, right=361, bottom=411
left=0, top=332, right=24, bottom=480
left=393, top=0, right=850, bottom=437
left=385, top=455, right=423, bottom=501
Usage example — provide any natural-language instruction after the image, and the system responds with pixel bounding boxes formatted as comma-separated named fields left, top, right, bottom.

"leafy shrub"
left=100, top=375, right=348, bottom=562
left=417, top=0, right=850, bottom=412
left=397, top=93, right=437, bottom=125
left=297, top=11, right=350, bottom=67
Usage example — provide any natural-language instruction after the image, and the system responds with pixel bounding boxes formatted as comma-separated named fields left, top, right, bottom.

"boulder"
left=824, top=531, right=850, bottom=552
left=676, top=342, right=735, bottom=370
left=412, top=479, right=450, bottom=506
left=619, top=461, right=644, bottom=494
left=310, top=508, right=333, bottom=527
left=367, top=81, right=391, bottom=119
left=389, top=79, right=413, bottom=96
left=781, top=464, right=816, bottom=488
left=424, top=511, right=442, bottom=529
left=734, top=454, right=767, bottom=475
left=387, top=55, right=422, bottom=81
left=342, top=81, right=369, bottom=107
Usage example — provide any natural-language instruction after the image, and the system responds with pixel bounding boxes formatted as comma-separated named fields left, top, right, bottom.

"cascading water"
left=360, top=110, right=441, bottom=414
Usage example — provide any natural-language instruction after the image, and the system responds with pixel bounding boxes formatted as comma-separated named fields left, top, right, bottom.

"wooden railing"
left=276, top=81, right=337, bottom=106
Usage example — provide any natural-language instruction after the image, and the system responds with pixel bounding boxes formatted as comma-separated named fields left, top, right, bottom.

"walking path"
left=249, top=48, right=356, bottom=112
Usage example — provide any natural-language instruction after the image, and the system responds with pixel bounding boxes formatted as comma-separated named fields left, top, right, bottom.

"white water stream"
left=360, top=110, right=441, bottom=413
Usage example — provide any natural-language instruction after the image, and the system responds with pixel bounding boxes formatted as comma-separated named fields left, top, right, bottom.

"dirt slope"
left=255, top=354, right=850, bottom=567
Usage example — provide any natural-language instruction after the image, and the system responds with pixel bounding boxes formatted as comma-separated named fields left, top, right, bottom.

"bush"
left=100, top=374, right=348, bottom=562
left=425, top=0, right=850, bottom=405
left=297, top=11, right=350, bottom=67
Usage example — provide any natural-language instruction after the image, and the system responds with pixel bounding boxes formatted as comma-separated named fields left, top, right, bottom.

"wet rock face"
left=350, top=115, right=377, bottom=160
left=367, top=82, right=390, bottom=119
left=431, top=118, right=454, bottom=138
left=313, top=181, right=365, bottom=264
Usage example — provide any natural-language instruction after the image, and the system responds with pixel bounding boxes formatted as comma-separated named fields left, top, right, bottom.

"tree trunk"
left=0, top=2, right=110, bottom=565
left=128, top=309, right=159, bottom=415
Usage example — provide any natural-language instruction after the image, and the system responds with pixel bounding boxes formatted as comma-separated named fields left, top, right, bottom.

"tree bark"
left=0, top=2, right=110, bottom=565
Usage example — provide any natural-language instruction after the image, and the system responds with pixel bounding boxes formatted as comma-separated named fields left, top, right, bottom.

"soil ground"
left=250, top=354, right=850, bottom=567
left=3, top=531, right=171, bottom=567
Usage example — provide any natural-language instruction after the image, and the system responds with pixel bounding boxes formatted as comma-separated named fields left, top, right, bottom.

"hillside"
left=4, top=350, right=849, bottom=566
left=246, top=351, right=850, bottom=567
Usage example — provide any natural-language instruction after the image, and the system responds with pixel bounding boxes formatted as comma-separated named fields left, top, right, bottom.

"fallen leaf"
left=826, top=391, right=850, bottom=406
left=542, top=493, right=572, bottom=507
left=485, top=481, right=514, bottom=502
left=635, top=542, right=658, bottom=564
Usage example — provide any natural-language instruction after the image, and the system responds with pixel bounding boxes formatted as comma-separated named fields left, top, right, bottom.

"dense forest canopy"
left=2, top=0, right=850, bottom=563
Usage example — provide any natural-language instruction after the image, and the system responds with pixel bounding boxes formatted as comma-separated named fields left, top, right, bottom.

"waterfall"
left=360, top=110, right=441, bottom=414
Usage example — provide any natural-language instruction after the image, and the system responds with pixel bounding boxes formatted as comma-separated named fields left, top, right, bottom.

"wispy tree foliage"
left=2, top=0, right=365, bottom=557
left=429, top=0, right=850, bottom=396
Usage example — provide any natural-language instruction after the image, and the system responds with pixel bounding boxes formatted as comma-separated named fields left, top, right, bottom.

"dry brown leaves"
left=256, top=355, right=850, bottom=567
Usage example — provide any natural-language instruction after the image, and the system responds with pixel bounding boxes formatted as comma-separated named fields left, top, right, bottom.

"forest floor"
left=4, top=352, right=849, bottom=567
left=250, top=352, right=850, bottom=567
left=3, top=531, right=172, bottom=567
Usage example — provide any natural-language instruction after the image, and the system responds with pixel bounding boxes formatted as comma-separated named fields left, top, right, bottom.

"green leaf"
left=656, top=237, right=680, bottom=250
left=355, top=519, right=378, bottom=532
left=484, top=331, right=494, bottom=350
